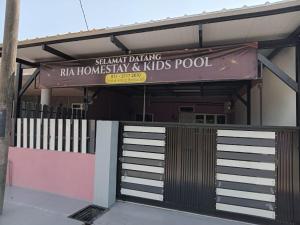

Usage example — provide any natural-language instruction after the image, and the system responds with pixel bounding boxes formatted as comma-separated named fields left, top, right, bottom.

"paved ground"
left=0, top=186, right=255, bottom=225
left=94, top=202, right=255, bottom=225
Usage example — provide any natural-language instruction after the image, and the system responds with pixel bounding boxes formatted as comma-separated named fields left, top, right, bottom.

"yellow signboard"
left=105, top=72, right=147, bottom=84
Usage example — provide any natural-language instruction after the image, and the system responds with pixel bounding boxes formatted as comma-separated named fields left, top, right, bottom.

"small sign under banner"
left=39, top=43, right=258, bottom=88
left=105, top=72, right=147, bottom=84
left=0, top=109, right=6, bottom=137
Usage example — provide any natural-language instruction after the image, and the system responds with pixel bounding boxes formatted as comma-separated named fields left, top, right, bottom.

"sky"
left=0, top=0, right=281, bottom=41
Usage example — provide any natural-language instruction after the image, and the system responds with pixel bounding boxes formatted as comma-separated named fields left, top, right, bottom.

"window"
left=206, top=115, right=215, bottom=124
left=195, top=114, right=205, bottom=123
left=217, top=115, right=226, bottom=124
left=72, top=103, right=84, bottom=110
left=194, top=114, right=226, bottom=124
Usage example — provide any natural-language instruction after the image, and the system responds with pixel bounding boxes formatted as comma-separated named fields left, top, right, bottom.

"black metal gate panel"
left=164, top=127, right=216, bottom=213
left=120, top=125, right=166, bottom=201
left=216, top=129, right=276, bottom=220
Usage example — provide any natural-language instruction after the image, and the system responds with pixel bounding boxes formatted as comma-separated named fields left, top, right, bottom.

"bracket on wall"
left=110, top=35, right=130, bottom=54
left=42, top=44, right=76, bottom=60
left=258, top=53, right=298, bottom=92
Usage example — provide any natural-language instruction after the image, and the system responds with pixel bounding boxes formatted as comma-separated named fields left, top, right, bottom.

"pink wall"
left=8, top=147, right=95, bottom=201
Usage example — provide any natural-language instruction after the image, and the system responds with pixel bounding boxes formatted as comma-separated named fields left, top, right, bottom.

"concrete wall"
left=260, top=47, right=296, bottom=126
left=8, top=147, right=95, bottom=201
left=234, top=47, right=296, bottom=126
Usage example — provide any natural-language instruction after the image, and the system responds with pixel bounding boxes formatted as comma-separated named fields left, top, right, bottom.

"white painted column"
left=40, top=88, right=52, bottom=106
left=93, top=121, right=119, bottom=208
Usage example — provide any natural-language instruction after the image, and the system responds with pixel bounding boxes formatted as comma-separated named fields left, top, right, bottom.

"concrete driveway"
left=0, top=186, right=255, bottom=225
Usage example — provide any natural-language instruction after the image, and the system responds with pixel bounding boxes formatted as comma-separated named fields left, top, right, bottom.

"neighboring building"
left=1, top=1, right=300, bottom=224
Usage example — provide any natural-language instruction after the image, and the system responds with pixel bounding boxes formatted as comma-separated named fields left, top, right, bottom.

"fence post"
left=93, top=121, right=119, bottom=208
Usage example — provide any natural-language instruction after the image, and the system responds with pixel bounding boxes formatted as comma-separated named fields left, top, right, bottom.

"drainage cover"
left=69, top=205, right=106, bottom=225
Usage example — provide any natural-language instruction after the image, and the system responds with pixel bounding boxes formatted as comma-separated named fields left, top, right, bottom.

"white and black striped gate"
left=119, top=125, right=166, bottom=201
left=118, top=123, right=299, bottom=225
left=216, top=129, right=276, bottom=220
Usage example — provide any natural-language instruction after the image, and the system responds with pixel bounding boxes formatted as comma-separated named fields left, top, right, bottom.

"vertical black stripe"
left=78, top=120, right=82, bottom=153
left=33, top=118, right=36, bottom=149
left=70, top=120, right=73, bottom=152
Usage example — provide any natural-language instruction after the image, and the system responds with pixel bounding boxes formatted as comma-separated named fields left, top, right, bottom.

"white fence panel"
left=36, top=118, right=41, bottom=149
left=49, top=119, right=56, bottom=150
left=16, top=118, right=21, bottom=148
left=22, top=118, right=28, bottom=148
left=43, top=119, right=48, bottom=150
left=58, top=119, right=63, bottom=151
left=14, top=117, right=95, bottom=154
left=65, top=119, right=71, bottom=152
left=29, top=118, right=34, bottom=148
left=73, top=119, right=79, bottom=153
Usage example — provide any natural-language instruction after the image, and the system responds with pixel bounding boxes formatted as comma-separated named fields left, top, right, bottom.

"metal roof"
left=1, top=0, right=300, bottom=63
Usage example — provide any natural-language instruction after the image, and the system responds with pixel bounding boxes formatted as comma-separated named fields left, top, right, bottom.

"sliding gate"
left=117, top=122, right=299, bottom=224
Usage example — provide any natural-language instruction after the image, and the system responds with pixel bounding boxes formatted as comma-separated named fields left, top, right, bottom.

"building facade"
left=1, top=1, right=300, bottom=224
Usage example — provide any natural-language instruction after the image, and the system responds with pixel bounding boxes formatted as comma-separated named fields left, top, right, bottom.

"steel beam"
left=12, top=63, right=23, bottom=145
left=258, top=53, right=298, bottom=92
left=16, top=58, right=39, bottom=68
left=0, top=52, right=39, bottom=67
left=198, top=24, right=203, bottom=48
left=258, top=38, right=298, bottom=49
left=235, top=93, right=247, bottom=106
left=18, top=68, right=40, bottom=97
left=83, top=87, right=88, bottom=118
left=295, top=43, right=300, bottom=223
left=110, top=36, right=130, bottom=54
left=14, top=63, right=23, bottom=117
left=246, top=81, right=251, bottom=125
left=297, top=45, right=300, bottom=126
left=268, top=25, right=300, bottom=60
left=42, top=44, right=76, bottom=60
